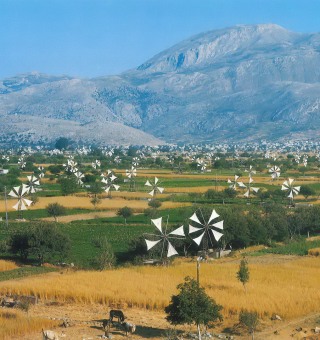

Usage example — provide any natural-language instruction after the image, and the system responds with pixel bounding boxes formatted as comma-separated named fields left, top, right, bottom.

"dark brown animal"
left=109, top=309, right=125, bottom=323
left=122, top=321, right=136, bottom=336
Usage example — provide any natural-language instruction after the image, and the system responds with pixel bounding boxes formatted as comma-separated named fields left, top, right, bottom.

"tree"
left=8, top=222, right=70, bottom=265
left=148, top=199, right=162, bottom=209
left=117, top=206, right=133, bottom=224
left=59, top=176, right=78, bottom=195
left=239, top=310, right=259, bottom=340
left=92, top=236, right=116, bottom=270
left=28, top=222, right=71, bottom=265
left=88, top=182, right=103, bottom=210
left=237, top=257, right=250, bottom=293
left=8, top=229, right=30, bottom=261
left=300, top=185, right=316, bottom=200
left=46, top=202, right=66, bottom=222
left=165, top=276, right=223, bottom=340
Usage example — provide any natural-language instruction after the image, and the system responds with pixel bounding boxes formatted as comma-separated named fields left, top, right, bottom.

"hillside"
left=1, top=24, right=320, bottom=145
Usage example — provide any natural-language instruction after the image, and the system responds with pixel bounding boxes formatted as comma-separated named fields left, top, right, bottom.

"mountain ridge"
left=1, top=24, right=320, bottom=146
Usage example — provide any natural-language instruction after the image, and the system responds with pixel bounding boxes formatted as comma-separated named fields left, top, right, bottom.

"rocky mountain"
left=1, top=24, right=320, bottom=146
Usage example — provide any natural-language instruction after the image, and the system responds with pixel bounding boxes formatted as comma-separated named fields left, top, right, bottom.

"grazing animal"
left=122, top=321, right=136, bottom=336
left=109, top=309, right=125, bottom=323
left=42, top=329, right=59, bottom=340
left=102, top=318, right=112, bottom=335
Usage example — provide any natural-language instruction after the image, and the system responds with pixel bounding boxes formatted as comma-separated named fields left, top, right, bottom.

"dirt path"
left=10, top=301, right=320, bottom=340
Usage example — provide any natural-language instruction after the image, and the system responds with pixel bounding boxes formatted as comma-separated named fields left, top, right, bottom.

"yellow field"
left=2, top=195, right=190, bottom=213
left=0, top=256, right=319, bottom=320
left=0, top=309, right=58, bottom=339
left=0, top=260, right=18, bottom=272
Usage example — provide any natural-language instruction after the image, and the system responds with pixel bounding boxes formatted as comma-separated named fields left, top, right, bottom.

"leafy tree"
left=165, top=276, right=223, bottom=340
left=237, top=257, right=250, bottom=293
left=8, top=223, right=70, bottom=264
left=88, top=181, right=103, bottom=209
left=28, top=222, right=71, bottom=265
left=48, top=164, right=64, bottom=175
left=223, top=188, right=237, bottom=199
left=300, top=185, right=316, bottom=200
left=148, top=199, right=162, bottom=209
left=239, top=310, right=259, bottom=340
left=59, top=176, right=78, bottom=195
left=117, top=206, right=133, bottom=224
left=92, top=236, right=116, bottom=270
left=46, top=202, right=66, bottom=222
left=8, top=229, right=30, bottom=261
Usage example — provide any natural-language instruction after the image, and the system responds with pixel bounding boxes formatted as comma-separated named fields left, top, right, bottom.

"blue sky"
left=1, top=0, right=320, bottom=79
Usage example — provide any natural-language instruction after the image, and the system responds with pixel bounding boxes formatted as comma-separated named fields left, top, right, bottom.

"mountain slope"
left=1, top=24, right=320, bottom=145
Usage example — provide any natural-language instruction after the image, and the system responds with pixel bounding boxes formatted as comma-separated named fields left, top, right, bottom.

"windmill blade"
left=192, top=232, right=206, bottom=246
left=155, top=177, right=159, bottom=184
left=227, top=179, right=232, bottom=184
left=189, top=224, right=203, bottom=234
left=21, top=184, right=30, bottom=196
left=8, top=189, right=18, bottom=198
left=13, top=201, right=20, bottom=211
left=288, top=178, right=294, bottom=185
left=167, top=241, right=178, bottom=257
left=104, top=187, right=110, bottom=193
left=208, top=209, right=219, bottom=224
left=110, top=174, right=117, bottom=182
left=281, top=185, right=288, bottom=191
left=158, top=187, right=164, bottom=193
left=211, top=229, right=224, bottom=241
left=149, top=189, right=155, bottom=197
left=238, top=181, right=246, bottom=188
left=293, top=186, right=300, bottom=194
left=113, top=184, right=120, bottom=191
left=169, top=226, right=185, bottom=236
left=244, top=190, right=249, bottom=198
left=145, top=180, right=152, bottom=186
left=151, top=217, right=162, bottom=233
left=20, top=201, right=27, bottom=210
left=212, top=220, right=224, bottom=230
left=190, top=212, right=202, bottom=225
left=145, top=239, right=161, bottom=251
left=252, top=187, right=259, bottom=193
left=23, top=198, right=33, bottom=207
left=249, top=177, right=254, bottom=184
left=288, top=191, right=294, bottom=199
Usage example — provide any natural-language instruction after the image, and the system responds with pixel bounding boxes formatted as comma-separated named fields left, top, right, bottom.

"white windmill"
left=114, top=156, right=121, bottom=165
left=281, top=178, right=300, bottom=204
left=196, top=158, right=207, bottom=172
left=18, top=156, right=26, bottom=169
left=63, top=159, right=78, bottom=173
left=8, top=184, right=33, bottom=218
left=268, top=165, right=281, bottom=180
left=145, top=177, right=164, bottom=197
left=26, top=175, right=40, bottom=194
left=38, top=166, right=45, bottom=178
left=302, top=155, right=308, bottom=167
left=125, top=166, right=137, bottom=191
left=74, top=171, right=84, bottom=186
left=91, top=160, right=101, bottom=170
left=189, top=208, right=224, bottom=253
left=132, top=157, right=140, bottom=168
left=227, top=175, right=246, bottom=190
left=144, top=216, right=185, bottom=259
left=101, top=171, right=120, bottom=197
left=243, top=166, right=259, bottom=199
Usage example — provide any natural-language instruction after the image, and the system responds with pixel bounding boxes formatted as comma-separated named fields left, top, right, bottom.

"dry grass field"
left=0, top=260, right=18, bottom=272
left=0, top=309, right=58, bottom=339
left=0, top=256, right=319, bottom=321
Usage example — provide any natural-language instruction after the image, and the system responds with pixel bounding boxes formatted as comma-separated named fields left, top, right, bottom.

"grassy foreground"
left=0, top=309, right=58, bottom=339
left=0, top=256, right=319, bottom=320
